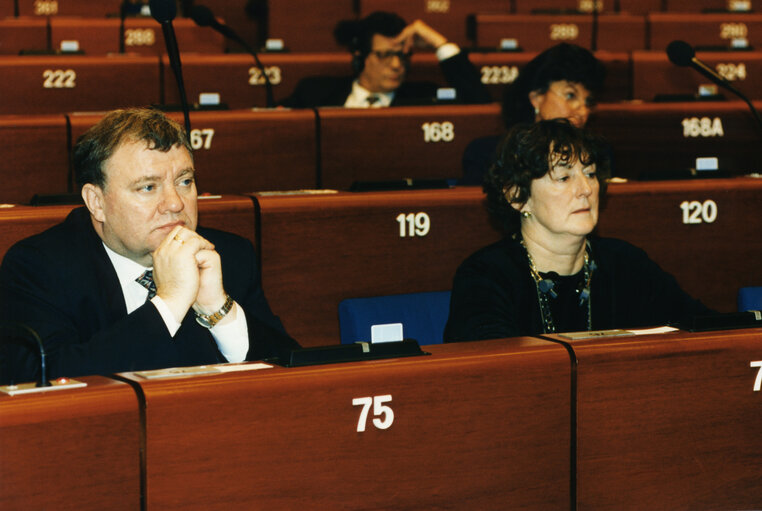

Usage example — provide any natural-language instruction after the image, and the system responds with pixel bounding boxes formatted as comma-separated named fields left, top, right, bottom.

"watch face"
left=195, top=315, right=213, bottom=329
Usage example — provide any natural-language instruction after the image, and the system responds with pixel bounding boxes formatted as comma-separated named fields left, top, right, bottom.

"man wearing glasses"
left=280, top=11, right=490, bottom=108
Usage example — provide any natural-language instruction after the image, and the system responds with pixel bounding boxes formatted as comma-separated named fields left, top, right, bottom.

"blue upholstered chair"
left=738, top=286, right=762, bottom=312
left=338, top=291, right=452, bottom=346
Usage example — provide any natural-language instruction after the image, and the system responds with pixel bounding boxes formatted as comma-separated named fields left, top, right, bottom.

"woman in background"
left=461, top=43, right=606, bottom=185
left=445, top=120, right=710, bottom=341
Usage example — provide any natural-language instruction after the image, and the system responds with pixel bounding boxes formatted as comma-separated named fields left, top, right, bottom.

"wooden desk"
left=164, top=53, right=350, bottom=109
left=253, top=187, right=502, bottom=346
left=50, top=17, right=224, bottom=56
left=665, top=0, right=751, bottom=11
left=0, top=54, right=160, bottom=115
left=0, top=375, right=141, bottom=510
left=121, top=337, right=572, bottom=510
left=405, top=50, right=631, bottom=102
left=471, top=13, right=646, bottom=52
left=548, top=327, right=762, bottom=510
left=0, top=17, right=48, bottom=54
left=318, top=104, right=503, bottom=189
left=266, top=0, right=355, bottom=52
left=597, top=177, right=762, bottom=313
left=513, top=0, right=662, bottom=13
left=69, top=110, right=318, bottom=194
left=17, top=0, right=119, bottom=17
left=587, top=100, right=762, bottom=179
left=632, top=50, right=762, bottom=101
left=0, top=114, right=71, bottom=204
left=648, top=13, right=762, bottom=51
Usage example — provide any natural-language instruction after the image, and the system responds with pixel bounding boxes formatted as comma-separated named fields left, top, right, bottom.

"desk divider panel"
left=648, top=13, right=762, bottom=51
left=16, top=0, right=119, bottom=17
left=513, top=0, right=663, bottom=12
left=0, top=114, right=71, bottom=204
left=0, top=17, right=48, bottom=54
left=50, top=17, right=225, bottom=56
left=632, top=50, right=762, bottom=101
left=549, top=328, right=762, bottom=510
left=266, top=0, right=356, bottom=52
left=0, top=376, right=141, bottom=510
left=665, top=0, right=751, bottom=10
left=0, top=55, right=160, bottom=115
left=318, top=104, right=503, bottom=189
left=471, top=13, right=646, bottom=52
left=596, top=177, right=762, bottom=313
left=122, top=337, right=572, bottom=510
left=164, top=53, right=351, bottom=109
left=253, top=188, right=502, bottom=346
left=68, top=109, right=318, bottom=195
left=587, top=101, right=762, bottom=179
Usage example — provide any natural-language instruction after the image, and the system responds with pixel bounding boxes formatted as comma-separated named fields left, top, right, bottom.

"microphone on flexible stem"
left=666, top=39, right=762, bottom=134
left=189, top=4, right=276, bottom=108
left=0, top=322, right=51, bottom=388
left=149, top=0, right=191, bottom=133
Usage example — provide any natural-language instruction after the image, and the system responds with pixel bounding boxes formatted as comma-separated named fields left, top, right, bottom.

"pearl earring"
left=521, top=211, right=532, bottom=219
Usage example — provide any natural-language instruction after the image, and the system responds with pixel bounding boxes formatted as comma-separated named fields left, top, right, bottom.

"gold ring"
left=173, top=235, right=184, bottom=244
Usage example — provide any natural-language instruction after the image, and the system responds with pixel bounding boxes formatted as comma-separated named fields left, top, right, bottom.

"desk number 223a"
left=353, top=395, right=394, bottom=432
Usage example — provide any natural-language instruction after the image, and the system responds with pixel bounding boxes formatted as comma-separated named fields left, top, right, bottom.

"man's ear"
left=81, top=183, right=105, bottom=223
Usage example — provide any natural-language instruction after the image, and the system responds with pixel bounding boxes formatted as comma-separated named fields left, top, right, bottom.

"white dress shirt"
left=103, top=243, right=249, bottom=362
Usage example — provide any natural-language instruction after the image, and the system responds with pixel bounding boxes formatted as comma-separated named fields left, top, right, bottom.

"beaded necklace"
left=520, top=237, right=595, bottom=334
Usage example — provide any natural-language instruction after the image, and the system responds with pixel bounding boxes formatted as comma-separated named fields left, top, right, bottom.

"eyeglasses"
left=370, top=50, right=413, bottom=63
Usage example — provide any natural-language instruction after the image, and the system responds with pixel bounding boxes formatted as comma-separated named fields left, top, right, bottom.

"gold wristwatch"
left=195, top=294, right=234, bottom=329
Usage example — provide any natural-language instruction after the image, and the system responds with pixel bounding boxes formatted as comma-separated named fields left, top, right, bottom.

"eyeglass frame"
left=369, top=49, right=413, bottom=64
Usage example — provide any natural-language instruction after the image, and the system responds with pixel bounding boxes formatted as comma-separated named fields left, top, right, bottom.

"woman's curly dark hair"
left=501, top=43, right=606, bottom=128
left=484, top=119, right=611, bottom=235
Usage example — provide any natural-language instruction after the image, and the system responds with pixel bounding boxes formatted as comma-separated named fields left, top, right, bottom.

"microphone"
left=0, top=322, right=51, bottom=387
left=149, top=0, right=191, bottom=133
left=189, top=4, right=275, bottom=108
left=666, top=39, right=762, bottom=133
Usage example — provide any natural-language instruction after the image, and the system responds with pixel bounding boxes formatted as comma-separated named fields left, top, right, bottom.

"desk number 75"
left=752, top=361, right=762, bottom=391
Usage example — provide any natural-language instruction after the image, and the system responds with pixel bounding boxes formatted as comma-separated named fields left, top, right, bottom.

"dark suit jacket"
left=279, top=51, right=491, bottom=108
left=0, top=207, right=299, bottom=384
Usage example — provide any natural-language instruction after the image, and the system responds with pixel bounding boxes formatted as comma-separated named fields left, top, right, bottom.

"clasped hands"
left=150, top=225, right=232, bottom=325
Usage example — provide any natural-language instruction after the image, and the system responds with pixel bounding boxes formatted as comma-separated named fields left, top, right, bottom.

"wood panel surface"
left=253, top=187, right=502, bottom=346
left=69, top=109, right=318, bottom=194
left=472, top=13, right=646, bottom=52
left=123, top=337, right=572, bottom=510
left=0, top=375, right=141, bottom=510
left=649, top=13, right=762, bottom=51
left=16, top=0, right=120, bottom=17
left=553, top=328, right=762, bottom=510
left=0, top=17, right=48, bottom=54
left=0, top=55, right=160, bottom=115
left=163, top=53, right=351, bottom=109
left=319, top=104, right=503, bottom=189
left=50, top=17, right=225, bottom=56
left=632, top=50, right=762, bottom=101
left=596, top=177, right=762, bottom=312
left=266, top=0, right=355, bottom=52
left=587, top=100, right=762, bottom=179
left=0, top=114, right=71, bottom=204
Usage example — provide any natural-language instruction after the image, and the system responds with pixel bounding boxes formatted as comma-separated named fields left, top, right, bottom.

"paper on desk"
left=625, top=326, right=679, bottom=335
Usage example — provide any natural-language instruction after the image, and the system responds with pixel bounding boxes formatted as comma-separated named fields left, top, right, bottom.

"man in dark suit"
left=0, top=108, right=299, bottom=384
left=279, top=11, right=490, bottom=108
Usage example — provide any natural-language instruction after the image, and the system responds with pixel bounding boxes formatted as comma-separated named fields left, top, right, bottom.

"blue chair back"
left=338, top=291, right=452, bottom=345
left=738, top=286, right=762, bottom=311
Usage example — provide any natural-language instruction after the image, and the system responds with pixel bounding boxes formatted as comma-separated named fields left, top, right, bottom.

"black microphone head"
left=149, top=0, right=177, bottom=23
left=667, top=40, right=695, bottom=66
left=189, top=4, right=216, bottom=27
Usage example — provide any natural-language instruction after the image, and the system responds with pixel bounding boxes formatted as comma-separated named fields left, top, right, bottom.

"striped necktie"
left=136, top=269, right=157, bottom=300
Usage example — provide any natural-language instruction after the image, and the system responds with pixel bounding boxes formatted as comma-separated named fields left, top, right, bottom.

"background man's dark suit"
left=0, top=207, right=298, bottom=383
left=279, top=52, right=491, bottom=108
